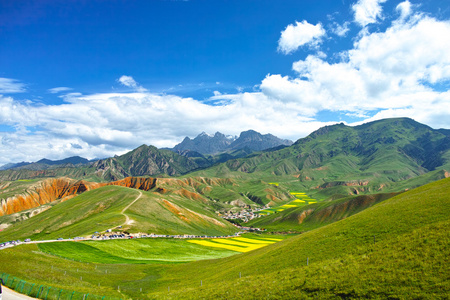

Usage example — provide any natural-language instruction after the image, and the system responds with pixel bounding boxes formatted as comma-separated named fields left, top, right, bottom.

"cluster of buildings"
left=220, top=206, right=269, bottom=223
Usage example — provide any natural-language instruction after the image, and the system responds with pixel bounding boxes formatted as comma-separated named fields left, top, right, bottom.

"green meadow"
left=39, top=238, right=238, bottom=264
left=0, top=178, right=448, bottom=299
left=0, top=184, right=238, bottom=243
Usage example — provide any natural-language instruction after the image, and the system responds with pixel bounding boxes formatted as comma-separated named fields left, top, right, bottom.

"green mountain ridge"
left=0, top=117, right=448, bottom=197
left=247, top=191, right=401, bottom=232
left=0, top=184, right=239, bottom=242
left=1, top=173, right=448, bottom=299
left=149, top=176, right=450, bottom=298
left=192, top=118, right=450, bottom=197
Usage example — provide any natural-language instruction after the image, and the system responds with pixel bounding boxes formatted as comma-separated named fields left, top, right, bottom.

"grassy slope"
left=0, top=178, right=448, bottom=299
left=0, top=179, right=41, bottom=199
left=0, top=186, right=135, bottom=242
left=247, top=192, right=400, bottom=232
left=0, top=185, right=238, bottom=242
left=147, top=177, right=450, bottom=299
left=38, top=238, right=237, bottom=264
left=121, top=191, right=237, bottom=236
left=0, top=234, right=289, bottom=299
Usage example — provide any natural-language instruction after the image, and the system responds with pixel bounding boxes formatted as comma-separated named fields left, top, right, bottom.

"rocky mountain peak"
left=172, top=130, right=293, bottom=155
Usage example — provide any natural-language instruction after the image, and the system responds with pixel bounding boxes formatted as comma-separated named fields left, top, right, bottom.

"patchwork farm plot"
left=38, top=238, right=239, bottom=264
left=259, top=190, right=317, bottom=215
left=187, top=236, right=282, bottom=252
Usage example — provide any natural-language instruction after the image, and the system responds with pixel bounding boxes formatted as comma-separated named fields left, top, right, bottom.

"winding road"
left=2, top=286, right=37, bottom=300
left=120, top=190, right=142, bottom=226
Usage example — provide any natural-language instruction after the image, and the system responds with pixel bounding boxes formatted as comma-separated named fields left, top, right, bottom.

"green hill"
left=192, top=118, right=450, bottom=198
left=247, top=192, right=400, bottom=232
left=0, top=185, right=238, bottom=242
left=148, top=177, right=450, bottom=299
left=0, top=176, right=448, bottom=299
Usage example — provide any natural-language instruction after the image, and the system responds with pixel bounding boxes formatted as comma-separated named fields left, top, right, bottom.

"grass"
left=0, top=179, right=40, bottom=201
left=248, top=191, right=399, bottom=232
left=0, top=177, right=448, bottom=299
left=38, top=238, right=238, bottom=264
left=187, top=236, right=280, bottom=253
left=0, top=233, right=289, bottom=299
left=259, top=191, right=316, bottom=215
left=0, top=186, right=137, bottom=242
left=0, top=184, right=238, bottom=243
left=146, top=177, right=450, bottom=299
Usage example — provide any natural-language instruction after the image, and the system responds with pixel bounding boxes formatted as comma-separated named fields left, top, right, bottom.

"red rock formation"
left=106, top=177, right=157, bottom=191
left=0, top=178, right=102, bottom=216
left=0, top=176, right=238, bottom=217
left=0, top=177, right=160, bottom=216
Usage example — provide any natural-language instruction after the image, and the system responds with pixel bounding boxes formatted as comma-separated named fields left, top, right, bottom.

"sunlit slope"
left=38, top=238, right=237, bottom=264
left=0, top=186, right=138, bottom=241
left=191, top=118, right=450, bottom=197
left=0, top=185, right=237, bottom=242
left=151, top=177, right=450, bottom=299
left=1, top=176, right=293, bottom=220
left=247, top=192, right=400, bottom=232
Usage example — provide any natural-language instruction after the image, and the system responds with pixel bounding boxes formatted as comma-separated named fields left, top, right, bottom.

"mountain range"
left=171, top=130, right=293, bottom=154
left=0, top=118, right=449, bottom=197
left=192, top=117, right=450, bottom=197
left=1, top=117, right=449, bottom=299
left=0, top=156, right=91, bottom=171
left=0, top=129, right=292, bottom=174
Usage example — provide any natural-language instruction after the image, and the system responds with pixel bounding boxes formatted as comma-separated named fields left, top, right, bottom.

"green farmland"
left=0, top=178, right=449, bottom=299
left=39, top=238, right=238, bottom=264
left=259, top=191, right=317, bottom=215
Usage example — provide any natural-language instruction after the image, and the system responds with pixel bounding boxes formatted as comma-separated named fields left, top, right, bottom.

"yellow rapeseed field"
left=232, top=237, right=277, bottom=244
left=187, top=237, right=280, bottom=253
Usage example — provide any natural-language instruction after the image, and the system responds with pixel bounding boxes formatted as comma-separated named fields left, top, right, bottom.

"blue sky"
left=0, top=0, right=450, bottom=165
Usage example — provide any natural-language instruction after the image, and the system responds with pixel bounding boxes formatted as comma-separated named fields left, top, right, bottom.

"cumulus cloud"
left=331, top=21, right=351, bottom=37
left=0, top=90, right=334, bottom=165
left=48, top=87, right=73, bottom=94
left=0, top=78, right=26, bottom=93
left=396, top=1, right=412, bottom=20
left=352, top=0, right=387, bottom=27
left=261, top=12, right=450, bottom=128
left=278, top=20, right=326, bottom=54
left=117, top=75, right=148, bottom=92
left=1, top=3, right=450, bottom=166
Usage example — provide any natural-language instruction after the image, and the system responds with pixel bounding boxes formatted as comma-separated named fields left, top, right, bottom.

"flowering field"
left=187, top=236, right=281, bottom=253
left=259, top=191, right=317, bottom=215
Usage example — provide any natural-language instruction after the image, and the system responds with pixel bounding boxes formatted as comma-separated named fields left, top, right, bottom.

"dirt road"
left=2, top=286, right=36, bottom=300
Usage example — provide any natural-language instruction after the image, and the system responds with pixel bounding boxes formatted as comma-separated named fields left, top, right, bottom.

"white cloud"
left=331, top=21, right=350, bottom=37
left=48, top=87, right=73, bottom=94
left=1, top=4, right=450, bottom=166
left=396, top=1, right=412, bottom=20
left=260, top=12, right=450, bottom=130
left=0, top=88, right=333, bottom=165
left=278, top=20, right=326, bottom=54
left=0, top=78, right=26, bottom=93
left=352, top=0, right=387, bottom=27
left=117, top=75, right=148, bottom=92
left=349, top=16, right=450, bottom=84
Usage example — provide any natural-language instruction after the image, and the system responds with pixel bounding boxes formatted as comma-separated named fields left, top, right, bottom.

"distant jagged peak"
left=171, top=129, right=293, bottom=155
left=198, top=131, right=213, bottom=138
left=239, top=129, right=260, bottom=137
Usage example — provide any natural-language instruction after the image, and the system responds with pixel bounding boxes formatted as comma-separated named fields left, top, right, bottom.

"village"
left=219, top=205, right=270, bottom=223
